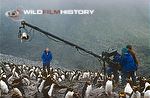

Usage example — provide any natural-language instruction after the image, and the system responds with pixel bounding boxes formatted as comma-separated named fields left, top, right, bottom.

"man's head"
left=45, top=48, right=49, bottom=52
left=126, top=45, right=132, bottom=50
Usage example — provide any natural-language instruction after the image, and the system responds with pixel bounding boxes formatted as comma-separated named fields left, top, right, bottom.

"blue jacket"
left=120, top=52, right=137, bottom=72
left=41, top=51, right=52, bottom=64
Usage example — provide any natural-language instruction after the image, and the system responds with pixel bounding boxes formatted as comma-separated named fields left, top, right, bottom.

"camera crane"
left=19, top=21, right=118, bottom=82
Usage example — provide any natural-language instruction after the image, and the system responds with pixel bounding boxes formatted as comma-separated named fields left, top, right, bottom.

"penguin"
left=32, top=66, right=36, bottom=70
left=130, top=86, right=141, bottom=98
left=137, top=76, right=146, bottom=92
left=82, top=81, right=92, bottom=98
left=144, top=85, right=150, bottom=98
left=25, top=66, right=29, bottom=71
left=119, top=75, right=122, bottom=84
left=58, top=77, right=63, bottom=82
left=65, top=91, right=74, bottom=98
left=71, top=72, right=81, bottom=81
left=53, top=74, right=57, bottom=80
left=48, top=83, right=55, bottom=97
left=12, top=78, right=25, bottom=95
left=89, top=83, right=105, bottom=98
left=29, top=68, right=35, bottom=74
left=12, top=66, right=19, bottom=78
left=38, top=71, right=42, bottom=77
left=93, top=72, right=102, bottom=85
left=17, top=65, right=22, bottom=72
left=54, top=72, right=59, bottom=78
left=22, top=64, right=26, bottom=69
left=35, top=67, right=40, bottom=75
left=40, top=76, right=53, bottom=98
left=64, top=71, right=70, bottom=80
left=85, top=84, right=92, bottom=98
left=0, top=79, right=9, bottom=94
left=65, top=88, right=80, bottom=98
left=11, top=87, right=23, bottom=98
left=105, top=78, right=113, bottom=95
left=65, top=88, right=75, bottom=98
left=0, top=67, right=4, bottom=74
left=15, top=71, right=19, bottom=78
left=7, top=73, right=15, bottom=85
left=82, top=72, right=90, bottom=79
left=75, top=72, right=81, bottom=81
left=130, top=91, right=141, bottom=98
left=143, top=82, right=150, bottom=93
left=5, top=64, right=11, bottom=72
left=37, top=71, right=43, bottom=83
left=1, top=74, right=10, bottom=88
left=38, top=79, right=46, bottom=93
left=71, top=71, right=75, bottom=78
left=22, top=75, right=30, bottom=86
left=1, top=74, right=7, bottom=79
left=29, top=71, right=36, bottom=80
left=42, top=75, right=67, bottom=98
left=124, top=80, right=133, bottom=98
left=61, top=74, right=66, bottom=81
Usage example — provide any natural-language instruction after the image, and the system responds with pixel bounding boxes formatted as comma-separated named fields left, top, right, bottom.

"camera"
left=102, top=50, right=120, bottom=66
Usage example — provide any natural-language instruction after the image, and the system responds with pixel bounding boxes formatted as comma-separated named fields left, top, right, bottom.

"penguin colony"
left=0, top=62, right=150, bottom=98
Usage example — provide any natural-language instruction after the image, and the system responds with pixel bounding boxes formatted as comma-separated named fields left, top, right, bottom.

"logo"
left=23, top=9, right=95, bottom=15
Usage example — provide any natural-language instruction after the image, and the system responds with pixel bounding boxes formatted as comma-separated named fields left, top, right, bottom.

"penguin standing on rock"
left=0, top=78, right=9, bottom=94
left=65, top=88, right=74, bottom=98
left=82, top=81, right=92, bottom=98
left=5, top=64, right=11, bottom=72
left=47, top=83, right=55, bottom=97
left=11, top=88, right=23, bottom=98
left=105, top=78, right=113, bottom=96
left=71, top=71, right=81, bottom=81
left=11, top=78, right=25, bottom=96
left=144, top=86, right=150, bottom=98
left=22, top=75, right=30, bottom=86
left=1, top=74, right=9, bottom=87
left=65, top=88, right=80, bottom=98
left=92, top=72, right=101, bottom=85
left=124, top=80, right=133, bottom=98
left=130, top=86, right=141, bottom=98
left=42, top=75, right=68, bottom=98
left=143, top=81, right=150, bottom=93
left=11, top=78, right=24, bottom=98
left=137, top=77, right=146, bottom=92
left=29, top=70, right=36, bottom=80
left=38, top=78, right=46, bottom=93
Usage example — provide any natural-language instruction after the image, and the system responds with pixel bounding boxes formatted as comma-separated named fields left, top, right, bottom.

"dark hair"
left=126, top=45, right=132, bottom=49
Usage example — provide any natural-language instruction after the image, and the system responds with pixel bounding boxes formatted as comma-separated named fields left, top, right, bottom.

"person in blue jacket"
left=41, top=48, right=52, bottom=73
left=120, top=48, right=137, bottom=85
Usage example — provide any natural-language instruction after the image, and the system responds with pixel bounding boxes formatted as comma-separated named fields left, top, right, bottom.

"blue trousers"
left=43, top=63, right=50, bottom=71
left=121, top=71, right=136, bottom=85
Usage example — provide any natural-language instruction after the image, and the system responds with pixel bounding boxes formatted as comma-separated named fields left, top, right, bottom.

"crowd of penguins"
left=0, top=62, right=150, bottom=98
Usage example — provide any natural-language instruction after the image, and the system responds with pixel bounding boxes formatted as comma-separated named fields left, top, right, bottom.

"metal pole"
left=21, top=21, right=108, bottom=80
left=21, top=21, right=104, bottom=61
